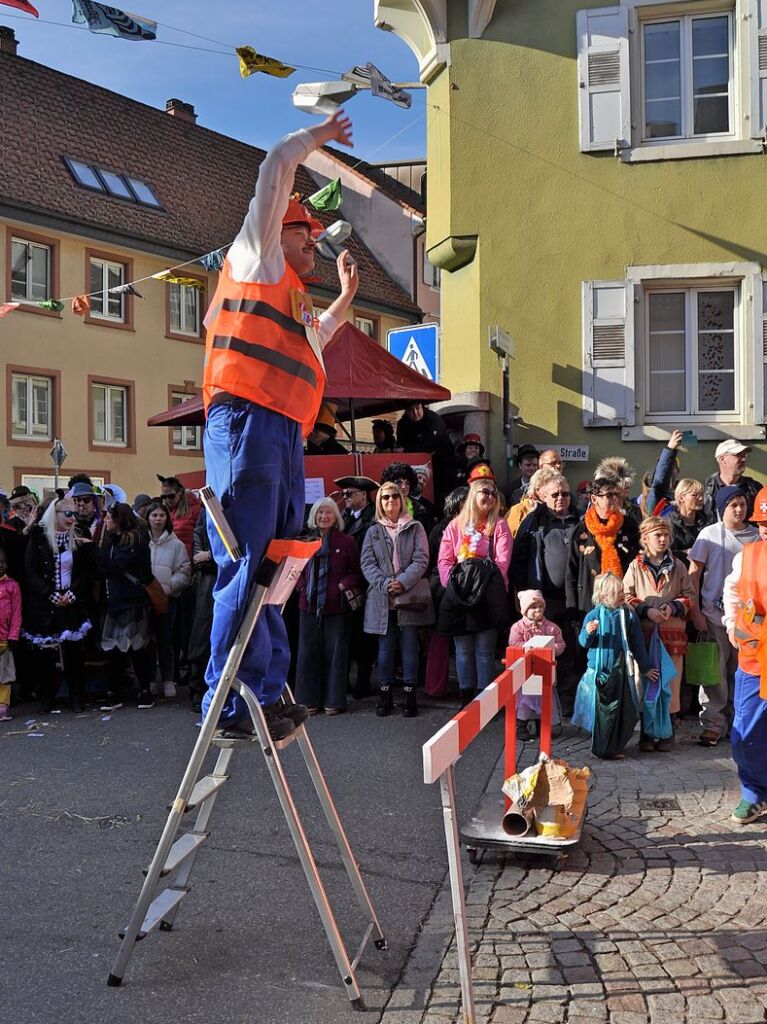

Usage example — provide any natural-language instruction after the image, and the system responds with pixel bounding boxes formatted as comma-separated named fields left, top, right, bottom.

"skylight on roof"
left=62, top=157, right=163, bottom=210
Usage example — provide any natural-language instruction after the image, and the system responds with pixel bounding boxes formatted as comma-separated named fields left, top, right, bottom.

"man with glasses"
left=566, top=474, right=640, bottom=616
left=69, top=481, right=105, bottom=543
left=335, top=475, right=378, bottom=699
left=703, top=440, right=762, bottom=524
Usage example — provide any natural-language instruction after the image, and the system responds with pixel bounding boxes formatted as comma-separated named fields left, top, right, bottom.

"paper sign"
left=304, top=477, right=326, bottom=505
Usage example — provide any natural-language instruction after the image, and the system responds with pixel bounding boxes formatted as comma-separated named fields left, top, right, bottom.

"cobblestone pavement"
left=382, top=720, right=767, bottom=1024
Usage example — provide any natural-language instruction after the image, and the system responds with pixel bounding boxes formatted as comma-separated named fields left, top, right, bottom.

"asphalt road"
left=1, top=694, right=502, bottom=1024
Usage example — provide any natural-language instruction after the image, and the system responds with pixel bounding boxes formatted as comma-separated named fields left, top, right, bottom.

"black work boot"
left=402, top=685, right=418, bottom=718
left=376, top=686, right=393, bottom=717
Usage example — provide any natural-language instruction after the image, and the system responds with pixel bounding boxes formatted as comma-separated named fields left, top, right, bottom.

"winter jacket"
left=438, top=518, right=512, bottom=588
left=0, top=523, right=27, bottom=586
left=508, top=616, right=565, bottom=656
left=149, top=530, right=192, bottom=598
left=623, top=554, right=694, bottom=656
left=99, top=534, right=152, bottom=612
left=703, top=472, right=761, bottom=524
left=342, top=503, right=376, bottom=551
left=360, top=519, right=433, bottom=634
left=578, top=605, right=651, bottom=675
left=437, top=518, right=512, bottom=636
left=0, top=575, right=22, bottom=642
left=667, top=507, right=708, bottom=566
left=169, top=492, right=202, bottom=557
left=511, top=505, right=578, bottom=601
left=187, top=516, right=215, bottom=666
left=296, top=528, right=361, bottom=616
left=566, top=513, right=640, bottom=614
left=23, top=527, right=97, bottom=637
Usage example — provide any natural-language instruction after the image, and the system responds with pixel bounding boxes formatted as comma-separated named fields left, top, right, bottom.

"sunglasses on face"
left=74, top=496, right=94, bottom=504
left=342, top=489, right=362, bottom=497
left=59, top=509, right=77, bottom=519
left=595, top=492, right=619, bottom=500
left=381, top=494, right=400, bottom=501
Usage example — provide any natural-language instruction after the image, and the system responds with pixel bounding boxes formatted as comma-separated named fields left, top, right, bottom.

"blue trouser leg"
left=201, top=401, right=304, bottom=724
left=731, top=668, right=767, bottom=805
left=399, top=624, right=419, bottom=683
left=377, top=612, right=398, bottom=685
left=474, top=627, right=498, bottom=691
left=454, top=634, right=478, bottom=692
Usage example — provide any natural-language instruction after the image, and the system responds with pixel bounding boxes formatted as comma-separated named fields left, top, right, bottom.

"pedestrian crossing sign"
left=387, top=322, right=439, bottom=382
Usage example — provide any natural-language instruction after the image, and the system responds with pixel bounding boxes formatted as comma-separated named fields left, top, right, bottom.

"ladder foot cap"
left=107, top=974, right=123, bottom=987
left=350, top=997, right=366, bottom=1011
left=374, top=937, right=388, bottom=951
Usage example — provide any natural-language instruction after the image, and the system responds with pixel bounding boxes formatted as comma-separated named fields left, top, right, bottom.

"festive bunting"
left=109, top=282, right=143, bottom=297
left=71, top=295, right=91, bottom=316
left=0, top=302, right=20, bottom=318
left=0, top=0, right=39, bottom=17
left=37, top=299, right=64, bottom=312
left=308, top=178, right=342, bottom=212
left=199, top=249, right=225, bottom=271
left=236, top=45, right=295, bottom=79
left=152, top=270, right=205, bottom=289
left=366, top=62, right=412, bottom=109
left=71, top=0, right=157, bottom=41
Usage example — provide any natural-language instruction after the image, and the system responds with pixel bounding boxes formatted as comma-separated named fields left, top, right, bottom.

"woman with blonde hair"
left=438, top=465, right=512, bottom=702
left=361, top=482, right=432, bottom=718
left=624, top=516, right=696, bottom=745
left=295, top=497, right=360, bottom=715
left=668, top=478, right=706, bottom=565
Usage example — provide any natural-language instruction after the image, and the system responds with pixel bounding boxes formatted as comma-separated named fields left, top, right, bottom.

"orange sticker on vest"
left=744, top=599, right=756, bottom=624
left=290, top=288, right=314, bottom=328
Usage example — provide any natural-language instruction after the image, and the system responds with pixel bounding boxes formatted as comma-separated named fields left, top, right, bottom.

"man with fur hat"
left=200, top=110, right=360, bottom=741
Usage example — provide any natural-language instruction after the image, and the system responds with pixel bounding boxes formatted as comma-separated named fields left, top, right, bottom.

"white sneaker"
left=163, top=681, right=177, bottom=699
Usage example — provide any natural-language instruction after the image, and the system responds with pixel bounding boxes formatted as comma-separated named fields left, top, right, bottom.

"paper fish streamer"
left=308, top=178, right=342, bottom=212
left=152, top=271, right=205, bottom=289
left=237, top=46, right=295, bottom=79
left=72, top=0, right=157, bottom=41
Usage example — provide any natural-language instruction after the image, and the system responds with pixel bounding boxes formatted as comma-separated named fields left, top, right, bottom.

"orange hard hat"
left=283, top=196, right=324, bottom=238
left=751, top=486, right=767, bottom=523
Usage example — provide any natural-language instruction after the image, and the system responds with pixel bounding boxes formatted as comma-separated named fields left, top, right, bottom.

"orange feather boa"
left=584, top=505, right=625, bottom=578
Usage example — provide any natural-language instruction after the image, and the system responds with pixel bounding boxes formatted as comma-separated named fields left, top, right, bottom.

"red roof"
left=148, top=321, right=450, bottom=426
left=0, top=49, right=420, bottom=318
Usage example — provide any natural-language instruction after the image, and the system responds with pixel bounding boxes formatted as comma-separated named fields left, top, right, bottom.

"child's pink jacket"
left=0, top=576, right=22, bottom=642
left=508, top=616, right=565, bottom=656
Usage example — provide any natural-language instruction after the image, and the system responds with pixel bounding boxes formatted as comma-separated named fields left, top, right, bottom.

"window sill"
left=9, top=435, right=53, bottom=448
left=84, top=317, right=135, bottom=332
left=89, top=441, right=136, bottom=454
left=8, top=302, right=61, bottom=319
left=165, top=331, right=204, bottom=345
left=620, top=139, right=763, bottom=163
left=620, top=423, right=767, bottom=442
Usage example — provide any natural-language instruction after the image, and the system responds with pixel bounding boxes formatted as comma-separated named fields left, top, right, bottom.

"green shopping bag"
left=685, top=634, right=720, bottom=687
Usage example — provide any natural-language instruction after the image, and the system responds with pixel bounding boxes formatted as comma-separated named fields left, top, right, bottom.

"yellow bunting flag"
left=236, top=45, right=295, bottom=79
left=152, top=271, right=205, bottom=289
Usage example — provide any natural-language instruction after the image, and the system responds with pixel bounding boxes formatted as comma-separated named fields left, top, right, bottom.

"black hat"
left=9, top=485, right=33, bottom=502
left=312, top=421, right=337, bottom=438
left=334, top=476, right=379, bottom=492
left=516, top=444, right=539, bottom=462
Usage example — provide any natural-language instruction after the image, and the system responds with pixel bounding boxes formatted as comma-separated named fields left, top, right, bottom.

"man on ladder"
left=202, top=109, right=359, bottom=740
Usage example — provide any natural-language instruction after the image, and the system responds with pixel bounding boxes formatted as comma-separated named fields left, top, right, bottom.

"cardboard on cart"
left=503, top=757, right=590, bottom=841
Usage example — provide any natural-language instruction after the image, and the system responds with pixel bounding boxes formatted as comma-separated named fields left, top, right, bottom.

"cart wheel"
left=467, top=847, right=479, bottom=864
left=554, top=854, right=567, bottom=872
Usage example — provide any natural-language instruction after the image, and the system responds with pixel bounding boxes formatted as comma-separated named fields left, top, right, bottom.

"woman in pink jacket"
left=438, top=466, right=512, bottom=702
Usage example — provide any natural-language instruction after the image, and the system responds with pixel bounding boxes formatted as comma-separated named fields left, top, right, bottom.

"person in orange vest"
left=201, top=109, right=359, bottom=741
left=722, top=485, right=767, bottom=825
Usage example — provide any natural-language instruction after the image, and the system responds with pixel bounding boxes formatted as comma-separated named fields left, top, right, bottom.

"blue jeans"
left=201, top=400, right=304, bottom=724
left=377, top=612, right=419, bottom=685
left=454, top=628, right=497, bottom=692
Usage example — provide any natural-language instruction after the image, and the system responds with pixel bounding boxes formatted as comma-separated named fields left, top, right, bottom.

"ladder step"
left=170, top=774, right=228, bottom=813
left=120, top=887, right=189, bottom=941
left=143, top=832, right=209, bottom=877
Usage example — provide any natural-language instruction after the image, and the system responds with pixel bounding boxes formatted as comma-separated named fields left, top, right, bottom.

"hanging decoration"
left=109, top=282, right=143, bottom=298
left=152, top=270, right=206, bottom=289
left=71, top=0, right=157, bottom=41
left=366, top=62, right=412, bottom=110
left=308, top=178, right=343, bottom=212
left=198, top=249, right=225, bottom=271
left=37, top=299, right=64, bottom=313
left=0, top=0, right=39, bottom=17
left=71, top=295, right=91, bottom=316
left=0, top=302, right=20, bottom=318
left=236, top=45, right=295, bottom=79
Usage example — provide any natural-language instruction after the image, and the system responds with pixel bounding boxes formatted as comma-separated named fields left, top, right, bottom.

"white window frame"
left=11, top=237, right=51, bottom=303
left=355, top=315, right=378, bottom=339
left=640, top=9, right=735, bottom=143
left=91, top=382, right=128, bottom=447
left=169, top=283, right=201, bottom=336
left=11, top=372, right=53, bottom=440
left=621, top=260, right=765, bottom=440
left=21, top=473, right=106, bottom=503
left=644, top=283, right=740, bottom=420
left=89, top=257, right=126, bottom=322
left=170, top=391, right=202, bottom=451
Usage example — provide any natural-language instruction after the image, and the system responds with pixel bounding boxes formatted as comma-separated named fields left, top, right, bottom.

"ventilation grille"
left=588, top=50, right=621, bottom=87
left=760, top=34, right=767, bottom=73
left=593, top=323, right=625, bottom=361
left=763, top=317, right=767, bottom=358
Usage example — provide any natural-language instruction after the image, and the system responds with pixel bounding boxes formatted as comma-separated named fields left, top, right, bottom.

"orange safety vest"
left=733, top=540, right=767, bottom=698
left=202, top=259, right=325, bottom=438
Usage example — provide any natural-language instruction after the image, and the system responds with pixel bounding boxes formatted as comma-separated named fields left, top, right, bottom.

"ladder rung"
left=121, top=887, right=189, bottom=941
left=172, top=774, right=228, bottom=813
left=144, top=832, right=209, bottom=878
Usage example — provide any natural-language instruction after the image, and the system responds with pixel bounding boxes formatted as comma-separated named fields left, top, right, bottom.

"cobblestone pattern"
left=413, top=723, right=767, bottom=1024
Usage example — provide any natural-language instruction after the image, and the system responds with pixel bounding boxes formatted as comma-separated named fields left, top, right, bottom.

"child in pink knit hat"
left=509, top=590, right=565, bottom=738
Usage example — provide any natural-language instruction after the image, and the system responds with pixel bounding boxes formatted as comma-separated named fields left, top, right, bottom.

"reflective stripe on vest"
left=211, top=335, right=318, bottom=388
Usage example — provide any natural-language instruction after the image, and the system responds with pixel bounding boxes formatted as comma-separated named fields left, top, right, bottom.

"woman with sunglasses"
left=22, top=494, right=96, bottom=714
left=437, top=465, right=512, bottom=703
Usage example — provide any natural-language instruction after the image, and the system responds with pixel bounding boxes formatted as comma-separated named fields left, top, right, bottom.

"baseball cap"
left=715, top=439, right=751, bottom=459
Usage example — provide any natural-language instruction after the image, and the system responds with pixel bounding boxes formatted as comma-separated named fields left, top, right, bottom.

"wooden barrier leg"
left=440, top=766, right=476, bottom=1024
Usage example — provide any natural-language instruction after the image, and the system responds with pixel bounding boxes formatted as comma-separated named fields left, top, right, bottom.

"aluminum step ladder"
left=107, top=521, right=386, bottom=1010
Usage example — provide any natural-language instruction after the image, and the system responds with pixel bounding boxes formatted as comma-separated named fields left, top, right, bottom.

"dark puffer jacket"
left=99, top=534, right=152, bottom=612
left=565, top=513, right=640, bottom=614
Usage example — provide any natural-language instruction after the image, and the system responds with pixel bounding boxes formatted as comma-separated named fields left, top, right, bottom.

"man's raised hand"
left=337, top=249, right=359, bottom=299
left=313, top=109, right=354, bottom=148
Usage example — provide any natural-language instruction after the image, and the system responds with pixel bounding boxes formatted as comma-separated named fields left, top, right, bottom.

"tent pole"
left=349, top=399, right=358, bottom=453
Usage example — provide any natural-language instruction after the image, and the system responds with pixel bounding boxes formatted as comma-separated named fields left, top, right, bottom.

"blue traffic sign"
left=387, top=323, right=440, bottom=382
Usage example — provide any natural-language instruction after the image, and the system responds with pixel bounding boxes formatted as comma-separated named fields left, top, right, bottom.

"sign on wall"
left=387, top=323, right=440, bottom=382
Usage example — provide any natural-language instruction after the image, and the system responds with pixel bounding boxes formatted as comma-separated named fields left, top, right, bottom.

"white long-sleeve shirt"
left=224, top=128, right=338, bottom=346
left=722, top=551, right=743, bottom=632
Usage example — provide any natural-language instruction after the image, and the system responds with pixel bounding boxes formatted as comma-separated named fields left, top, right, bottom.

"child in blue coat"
left=572, top=572, right=658, bottom=759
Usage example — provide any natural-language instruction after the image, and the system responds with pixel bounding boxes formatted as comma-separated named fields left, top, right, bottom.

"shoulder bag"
left=378, top=525, right=431, bottom=611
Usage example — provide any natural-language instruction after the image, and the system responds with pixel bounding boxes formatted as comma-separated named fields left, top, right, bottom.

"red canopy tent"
left=147, top=322, right=450, bottom=434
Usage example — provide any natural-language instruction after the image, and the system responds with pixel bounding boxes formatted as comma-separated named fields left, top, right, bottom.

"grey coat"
left=360, top=519, right=434, bottom=634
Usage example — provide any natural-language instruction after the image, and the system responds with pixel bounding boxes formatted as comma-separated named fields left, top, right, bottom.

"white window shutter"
left=576, top=6, right=631, bottom=152
left=755, top=277, right=767, bottom=424
left=749, top=0, right=767, bottom=139
left=582, top=280, right=636, bottom=427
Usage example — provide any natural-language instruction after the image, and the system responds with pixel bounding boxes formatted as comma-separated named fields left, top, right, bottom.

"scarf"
left=458, top=520, right=488, bottom=562
left=584, top=505, right=624, bottom=578
left=377, top=514, right=412, bottom=573
left=306, top=530, right=331, bottom=620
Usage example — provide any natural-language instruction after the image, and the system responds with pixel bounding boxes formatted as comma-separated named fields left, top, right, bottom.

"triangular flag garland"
left=71, top=0, right=157, bottom=41
left=38, top=299, right=64, bottom=312
left=236, top=45, right=295, bottom=79
left=0, top=0, right=39, bottom=17
left=308, top=178, right=343, bottom=212
left=109, top=283, right=143, bottom=297
left=198, top=249, right=225, bottom=272
left=71, top=295, right=91, bottom=316
left=152, top=271, right=206, bottom=289
left=0, top=302, right=20, bottom=318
